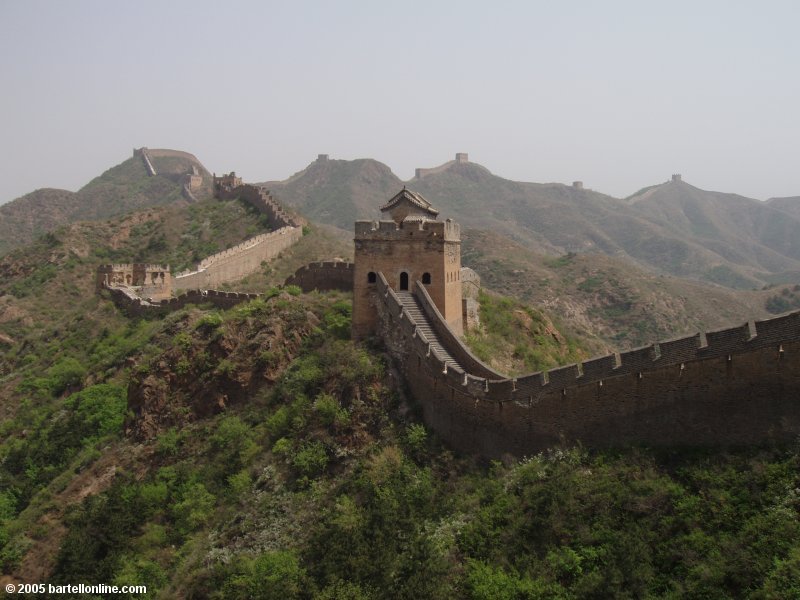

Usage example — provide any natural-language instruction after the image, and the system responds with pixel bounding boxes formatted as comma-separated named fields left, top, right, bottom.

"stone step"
left=395, top=292, right=462, bottom=370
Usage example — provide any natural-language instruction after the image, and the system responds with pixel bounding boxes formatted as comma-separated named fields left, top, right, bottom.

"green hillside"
left=3, top=153, right=800, bottom=597
left=0, top=150, right=213, bottom=256
left=262, top=157, right=403, bottom=231
left=2, top=250, right=799, bottom=597
left=2, top=178, right=800, bottom=597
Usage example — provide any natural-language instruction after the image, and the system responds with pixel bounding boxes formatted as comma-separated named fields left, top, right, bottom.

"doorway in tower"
left=400, top=272, right=409, bottom=290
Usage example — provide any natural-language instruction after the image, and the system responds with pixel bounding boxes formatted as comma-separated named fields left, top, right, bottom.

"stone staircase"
left=396, top=291, right=463, bottom=371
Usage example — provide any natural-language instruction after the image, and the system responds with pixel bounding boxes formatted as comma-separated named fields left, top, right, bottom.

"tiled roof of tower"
left=380, top=188, right=440, bottom=217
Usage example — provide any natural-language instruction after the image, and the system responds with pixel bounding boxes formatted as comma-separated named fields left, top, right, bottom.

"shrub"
left=405, top=423, right=428, bottom=459
left=195, top=312, right=223, bottom=332
left=211, top=417, right=258, bottom=475
left=68, top=383, right=127, bottom=440
left=47, top=358, right=86, bottom=396
left=171, top=482, right=216, bottom=535
left=155, top=428, right=180, bottom=457
left=314, top=393, right=349, bottom=427
left=245, top=550, right=308, bottom=600
left=292, top=440, right=328, bottom=479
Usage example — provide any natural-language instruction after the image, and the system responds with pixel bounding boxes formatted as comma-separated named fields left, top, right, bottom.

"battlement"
left=371, top=263, right=800, bottom=456
left=285, top=261, right=355, bottom=293
left=672, top=173, right=682, bottom=182
left=214, top=180, right=305, bottom=229
left=173, top=226, right=302, bottom=291
left=98, top=263, right=170, bottom=271
left=104, top=286, right=263, bottom=316
left=354, top=218, right=460, bottom=241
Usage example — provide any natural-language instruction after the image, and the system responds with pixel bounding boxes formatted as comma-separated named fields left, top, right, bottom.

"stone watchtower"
left=353, top=188, right=462, bottom=340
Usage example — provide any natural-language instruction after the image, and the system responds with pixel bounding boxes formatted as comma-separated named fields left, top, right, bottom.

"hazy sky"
left=2, top=0, right=799, bottom=205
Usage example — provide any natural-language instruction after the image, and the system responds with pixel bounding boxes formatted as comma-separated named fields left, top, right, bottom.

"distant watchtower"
left=353, top=188, right=463, bottom=340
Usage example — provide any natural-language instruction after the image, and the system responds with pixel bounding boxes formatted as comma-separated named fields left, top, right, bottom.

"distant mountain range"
left=264, top=156, right=800, bottom=289
left=4, top=150, right=800, bottom=291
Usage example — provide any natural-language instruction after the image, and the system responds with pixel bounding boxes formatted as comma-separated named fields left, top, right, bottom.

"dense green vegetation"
left=2, top=180, right=799, bottom=597
left=3, top=284, right=799, bottom=598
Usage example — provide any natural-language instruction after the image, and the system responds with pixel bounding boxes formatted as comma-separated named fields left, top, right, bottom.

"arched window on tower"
left=422, top=272, right=431, bottom=284
left=400, top=272, right=409, bottom=291
left=367, top=271, right=376, bottom=284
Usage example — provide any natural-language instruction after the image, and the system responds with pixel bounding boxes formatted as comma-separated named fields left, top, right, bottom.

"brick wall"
left=173, top=226, right=302, bottom=291
left=103, top=287, right=261, bottom=317
left=374, top=272, right=800, bottom=457
left=284, top=261, right=354, bottom=292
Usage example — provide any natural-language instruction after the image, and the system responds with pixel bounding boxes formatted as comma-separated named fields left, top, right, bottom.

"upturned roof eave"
left=379, top=188, right=440, bottom=216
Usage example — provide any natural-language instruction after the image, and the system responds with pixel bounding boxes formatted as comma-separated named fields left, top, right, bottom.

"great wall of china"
left=373, top=273, right=800, bottom=456
left=98, top=163, right=800, bottom=456
left=98, top=172, right=305, bottom=312
left=134, top=147, right=209, bottom=203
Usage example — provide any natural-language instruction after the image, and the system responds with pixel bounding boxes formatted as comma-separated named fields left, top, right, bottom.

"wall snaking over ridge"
left=172, top=183, right=305, bottom=291
left=173, top=227, right=301, bottom=291
left=134, top=147, right=157, bottom=176
left=374, top=272, right=800, bottom=457
left=216, top=183, right=305, bottom=229
left=100, top=182, right=304, bottom=311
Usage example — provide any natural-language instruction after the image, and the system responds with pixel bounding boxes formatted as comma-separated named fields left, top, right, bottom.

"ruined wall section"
left=173, top=227, right=302, bottom=291
left=104, top=286, right=261, bottom=317
left=97, top=263, right=171, bottom=299
left=374, top=270, right=800, bottom=456
left=181, top=184, right=199, bottom=204
left=285, top=262, right=354, bottom=292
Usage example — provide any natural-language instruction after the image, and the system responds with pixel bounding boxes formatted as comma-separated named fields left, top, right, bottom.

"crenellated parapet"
left=284, top=261, right=354, bottom=293
left=102, top=286, right=263, bottom=316
left=373, top=268, right=800, bottom=456
left=354, top=218, right=460, bottom=242
left=173, top=226, right=302, bottom=292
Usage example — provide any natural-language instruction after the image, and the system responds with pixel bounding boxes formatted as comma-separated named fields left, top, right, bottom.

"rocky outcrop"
left=126, top=293, right=318, bottom=439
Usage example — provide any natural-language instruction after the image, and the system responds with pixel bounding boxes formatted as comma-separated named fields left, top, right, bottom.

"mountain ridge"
left=0, top=149, right=213, bottom=256
left=264, top=155, right=800, bottom=289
